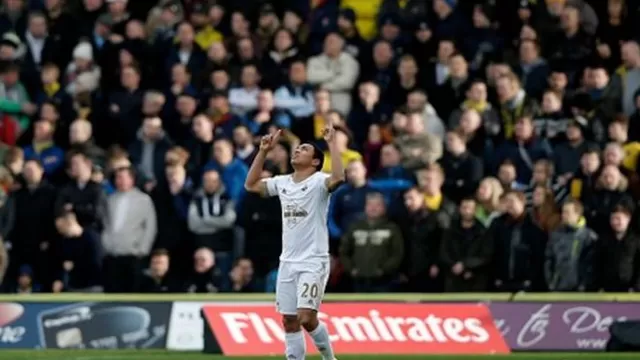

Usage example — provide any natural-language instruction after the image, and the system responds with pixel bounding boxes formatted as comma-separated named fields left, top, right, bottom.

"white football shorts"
left=275, top=259, right=330, bottom=315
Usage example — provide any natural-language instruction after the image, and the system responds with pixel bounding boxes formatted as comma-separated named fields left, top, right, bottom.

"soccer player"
left=244, top=120, right=343, bottom=360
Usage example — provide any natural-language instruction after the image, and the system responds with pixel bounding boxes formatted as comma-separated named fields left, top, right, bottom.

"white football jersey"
left=264, top=172, right=331, bottom=263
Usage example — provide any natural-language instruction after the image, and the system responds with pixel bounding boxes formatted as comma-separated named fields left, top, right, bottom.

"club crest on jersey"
left=283, top=203, right=308, bottom=228
left=301, top=185, right=308, bottom=191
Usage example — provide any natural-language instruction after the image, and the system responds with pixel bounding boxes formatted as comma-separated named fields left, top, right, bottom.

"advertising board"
left=201, top=303, right=509, bottom=355
left=0, top=302, right=170, bottom=349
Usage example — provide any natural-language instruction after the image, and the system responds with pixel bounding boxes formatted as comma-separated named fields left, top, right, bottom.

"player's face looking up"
left=290, top=143, right=319, bottom=169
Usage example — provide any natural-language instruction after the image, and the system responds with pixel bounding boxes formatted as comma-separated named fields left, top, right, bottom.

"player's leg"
left=276, top=263, right=306, bottom=359
left=296, top=261, right=335, bottom=360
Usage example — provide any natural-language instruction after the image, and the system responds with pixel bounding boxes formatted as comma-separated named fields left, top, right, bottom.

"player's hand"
left=259, top=129, right=282, bottom=152
left=322, top=117, right=335, bottom=143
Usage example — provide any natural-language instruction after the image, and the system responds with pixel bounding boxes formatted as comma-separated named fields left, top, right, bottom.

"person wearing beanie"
left=65, top=42, right=101, bottom=96
left=337, top=8, right=367, bottom=61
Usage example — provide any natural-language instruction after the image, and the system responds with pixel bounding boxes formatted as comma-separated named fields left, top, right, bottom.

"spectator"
left=13, top=265, right=40, bottom=293
left=307, top=32, right=360, bottom=115
left=68, top=119, right=106, bottom=167
left=0, top=62, right=35, bottom=133
left=208, top=92, right=245, bottom=138
left=440, top=131, right=483, bottom=203
left=584, top=164, right=633, bottom=234
left=273, top=60, right=315, bottom=121
left=406, top=90, right=445, bottom=141
left=228, top=64, right=261, bottom=116
left=401, top=186, right=449, bottom=292
left=529, top=185, right=562, bottom=233
left=475, top=177, right=504, bottom=227
left=188, top=168, right=236, bottom=274
left=336, top=8, right=367, bottom=61
left=329, top=159, right=411, bottom=239
left=226, top=257, right=257, bottom=292
left=185, top=247, right=223, bottom=293
left=394, top=110, right=443, bottom=170
left=246, top=89, right=292, bottom=135
left=618, top=40, right=640, bottom=116
left=129, top=116, right=173, bottom=190
left=545, top=199, right=597, bottom=291
left=151, top=152, right=193, bottom=274
left=495, top=72, right=540, bottom=140
left=101, top=167, right=157, bottom=293
left=489, top=190, right=546, bottom=292
left=165, top=22, right=206, bottom=81
left=340, top=192, right=404, bottom=292
left=8, top=158, right=56, bottom=287
left=53, top=210, right=102, bottom=292
left=595, top=203, right=640, bottom=291
left=495, top=115, right=553, bottom=184
left=204, top=138, right=248, bottom=204
left=374, top=143, right=413, bottom=182
left=320, top=127, right=361, bottom=173
left=433, top=52, right=470, bottom=119
left=139, top=249, right=177, bottom=293
left=22, top=119, right=64, bottom=178
left=239, top=161, right=282, bottom=278
left=54, top=151, right=105, bottom=231
left=515, top=40, right=550, bottom=100
left=440, top=198, right=491, bottom=292
left=232, top=125, right=257, bottom=166
left=553, top=118, right=594, bottom=175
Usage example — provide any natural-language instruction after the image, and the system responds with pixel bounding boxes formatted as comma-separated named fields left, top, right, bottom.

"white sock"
left=308, top=322, right=335, bottom=360
left=285, top=331, right=306, bottom=360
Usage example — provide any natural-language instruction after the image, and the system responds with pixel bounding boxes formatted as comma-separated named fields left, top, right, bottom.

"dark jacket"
left=54, top=181, right=106, bottom=231
left=440, top=151, right=484, bottom=203
left=340, top=218, right=404, bottom=279
left=545, top=221, right=597, bottom=291
left=596, top=231, right=640, bottom=292
left=440, top=219, right=491, bottom=292
left=489, top=212, right=547, bottom=291
left=9, top=181, right=57, bottom=255
left=238, top=192, right=282, bottom=277
left=138, top=270, right=178, bottom=293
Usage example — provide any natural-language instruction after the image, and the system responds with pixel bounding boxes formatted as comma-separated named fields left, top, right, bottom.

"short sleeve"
left=316, top=172, right=332, bottom=193
left=263, top=175, right=284, bottom=197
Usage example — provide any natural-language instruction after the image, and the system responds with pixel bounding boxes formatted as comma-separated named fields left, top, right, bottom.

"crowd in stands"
left=0, top=0, right=640, bottom=294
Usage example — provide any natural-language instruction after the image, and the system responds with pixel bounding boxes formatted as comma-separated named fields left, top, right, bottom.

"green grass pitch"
left=0, top=351, right=640, bottom=360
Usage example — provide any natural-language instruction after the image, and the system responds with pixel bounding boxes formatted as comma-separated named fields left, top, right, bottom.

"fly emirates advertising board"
left=201, top=303, right=510, bottom=355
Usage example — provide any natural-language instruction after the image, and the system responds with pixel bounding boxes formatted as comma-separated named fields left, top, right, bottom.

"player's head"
left=290, top=142, right=324, bottom=172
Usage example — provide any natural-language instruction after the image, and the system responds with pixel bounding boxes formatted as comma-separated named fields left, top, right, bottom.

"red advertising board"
left=202, top=303, right=509, bottom=356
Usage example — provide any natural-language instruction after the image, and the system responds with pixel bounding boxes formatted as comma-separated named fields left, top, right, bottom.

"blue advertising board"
left=0, top=302, right=171, bottom=349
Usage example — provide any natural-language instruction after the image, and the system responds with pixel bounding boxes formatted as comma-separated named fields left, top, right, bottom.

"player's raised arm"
left=323, top=117, right=345, bottom=192
left=244, top=130, right=282, bottom=196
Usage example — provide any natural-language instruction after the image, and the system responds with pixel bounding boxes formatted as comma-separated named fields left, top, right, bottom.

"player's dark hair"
left=311, top=143, right=324, bottom=172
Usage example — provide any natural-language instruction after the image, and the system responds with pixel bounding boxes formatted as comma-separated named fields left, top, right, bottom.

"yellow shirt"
left=424, top=193, right=443, bottom=211
left=622, top=142, right=640, bottom=171
left=313, top=114, right=326, bottom=139
left=193, top=26, right=223, bottom=51
left=340, top=0, right=383, bottom=40
left=321, top=150, right=362, bottom=173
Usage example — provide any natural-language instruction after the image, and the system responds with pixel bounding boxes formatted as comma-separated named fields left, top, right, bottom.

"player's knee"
left=297, top=309, right=318, bottom=330
left=282, top=315, right=300, bottom=332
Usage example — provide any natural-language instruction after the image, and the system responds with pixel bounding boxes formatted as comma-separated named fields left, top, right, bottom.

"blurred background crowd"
left=0, top=0, right=639, bottom=294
